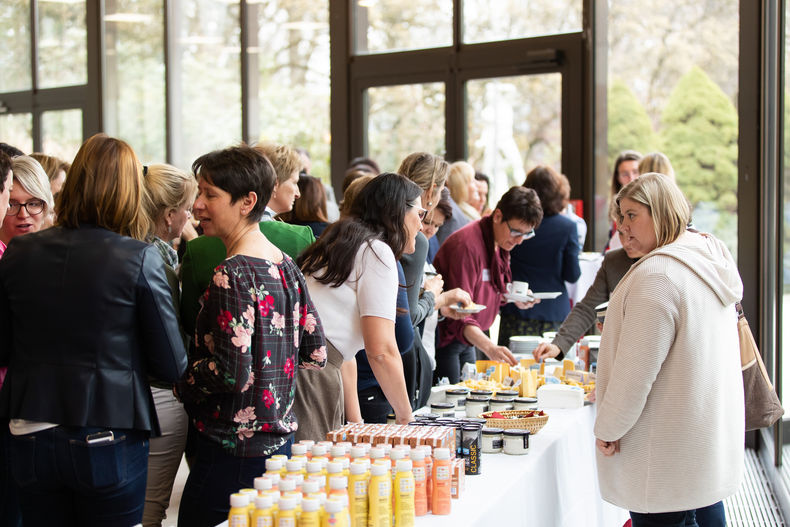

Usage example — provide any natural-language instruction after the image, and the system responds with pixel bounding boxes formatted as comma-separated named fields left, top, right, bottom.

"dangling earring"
left=167, top=222, right=172, bottom=237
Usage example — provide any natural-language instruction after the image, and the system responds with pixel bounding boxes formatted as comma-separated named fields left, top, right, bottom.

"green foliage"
left=660, top=66, right=738, bottom=214
left=607, top=79, right=657, bottom=168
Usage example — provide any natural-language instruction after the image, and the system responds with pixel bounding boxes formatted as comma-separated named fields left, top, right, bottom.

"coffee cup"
left=507, top=281, right=529, bottom=297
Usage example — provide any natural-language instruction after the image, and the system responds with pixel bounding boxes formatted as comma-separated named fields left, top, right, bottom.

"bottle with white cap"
left=251, top=494, right=274, bottom=527
left=228, top=493, right=250, bottom=527
left=276, top=496, right=296, bottom=527
left=394, top=459, right=415, bottom=527
left=298, top=496, right=321, bottom=527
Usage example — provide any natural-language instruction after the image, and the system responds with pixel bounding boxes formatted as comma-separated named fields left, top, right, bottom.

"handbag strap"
left=735, top=301, right=745, bottom=320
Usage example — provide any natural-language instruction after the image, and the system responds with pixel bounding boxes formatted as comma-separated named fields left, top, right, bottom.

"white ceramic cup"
left=507, top=281, right=529, bottom=297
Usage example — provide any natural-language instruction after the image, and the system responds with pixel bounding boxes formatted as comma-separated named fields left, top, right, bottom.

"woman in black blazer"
left=0, top=133, right=187, bottom=527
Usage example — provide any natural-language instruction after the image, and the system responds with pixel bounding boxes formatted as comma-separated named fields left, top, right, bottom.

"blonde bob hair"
left=638, top=151, right=675, bottom=180
left=616, top=172, right=690, bottom=248
left=397, top=152, right=449, bottom=204
left=254, top=143, right=303, bottom=184
left=57, top=133, right=150, bottom=241
left=143, top=163, right=198, bottom=224
left=12, top=156, right=54, bottom=211
left=446, top=161, right=475, bottom=204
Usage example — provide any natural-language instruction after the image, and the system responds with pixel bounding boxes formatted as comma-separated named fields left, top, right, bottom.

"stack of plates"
left=509, top=335, right=545, bottom=354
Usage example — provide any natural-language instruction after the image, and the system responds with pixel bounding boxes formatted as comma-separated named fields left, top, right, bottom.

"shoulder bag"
left=738, top=302, right=784, bottom=430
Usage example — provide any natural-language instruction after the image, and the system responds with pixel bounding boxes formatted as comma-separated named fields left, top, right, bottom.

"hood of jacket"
left=628, top=230, right=743, bottom=307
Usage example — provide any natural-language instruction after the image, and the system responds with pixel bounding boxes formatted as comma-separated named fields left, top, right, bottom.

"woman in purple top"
left=177, top=145, right=326, bottom=527
left=433, top=186, right=543, bottom=383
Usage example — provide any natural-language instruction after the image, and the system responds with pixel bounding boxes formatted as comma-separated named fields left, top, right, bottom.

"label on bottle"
left=436, top=465, right=450, bottom=480
left=254, top=515, right=273, bottom=527
left=399, top=478, right=414, bottom=493
left=229, top=513, right=249, bottom=527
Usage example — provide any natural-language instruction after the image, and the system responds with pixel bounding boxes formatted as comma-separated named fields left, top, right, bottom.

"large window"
left=607, top=1, right=739, bottom=255
left=339, top=0, right=591, bottom=224
left=104, top=0, right=166, bottom=163
left=0, top=1, right=97, bottom=162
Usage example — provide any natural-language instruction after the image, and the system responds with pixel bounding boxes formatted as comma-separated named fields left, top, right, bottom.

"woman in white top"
left=595, top=173, right=743, bottom=526
left=296, top=173, right=424, bottom=438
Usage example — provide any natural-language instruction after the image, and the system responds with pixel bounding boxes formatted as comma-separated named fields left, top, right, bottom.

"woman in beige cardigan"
left=594, top=173, right=743, bottom=527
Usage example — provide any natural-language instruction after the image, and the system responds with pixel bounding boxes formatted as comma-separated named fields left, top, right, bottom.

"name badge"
left=482, top=269, right=491, bottom=282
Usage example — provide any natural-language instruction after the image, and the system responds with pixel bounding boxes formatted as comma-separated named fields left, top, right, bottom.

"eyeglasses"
left=409, top=203, right=428, bottom=221
left=7, top=200, right=45, bottom=217
left=505, top=219, right=535, bottom=240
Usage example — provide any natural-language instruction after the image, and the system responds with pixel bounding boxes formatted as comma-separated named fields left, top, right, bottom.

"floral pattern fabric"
left=178, top=254, right=326, bottom=457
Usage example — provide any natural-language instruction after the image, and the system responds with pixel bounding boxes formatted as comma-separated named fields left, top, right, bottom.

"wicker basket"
left=479, top=410, right=549, bottom=434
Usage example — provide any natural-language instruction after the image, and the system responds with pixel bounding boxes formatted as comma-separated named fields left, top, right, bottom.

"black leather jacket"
left=0, top=225, right=187, bottom=433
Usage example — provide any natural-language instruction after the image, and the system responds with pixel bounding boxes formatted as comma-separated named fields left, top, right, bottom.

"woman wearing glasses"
left=498, top=166, right=582, bottom=346
left=0, top=156, right=53, bottom=246
left=0, top=134, right=186, bottom=526
left=433, top=186, right=543, bottom=384
left=296, top=173, right=424, bottom=438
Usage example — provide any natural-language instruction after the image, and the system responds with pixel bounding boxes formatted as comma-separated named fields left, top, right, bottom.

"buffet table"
left=216, top=404, right=627, bottom=527
left=420, top=404, right=627, bottom=527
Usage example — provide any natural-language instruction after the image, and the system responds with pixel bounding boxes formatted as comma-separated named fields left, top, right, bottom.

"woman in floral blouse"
left=177, top=145, right=326, bottom=527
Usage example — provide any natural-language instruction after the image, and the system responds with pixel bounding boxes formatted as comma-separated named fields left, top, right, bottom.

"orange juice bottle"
left=409, top=449, right=427, bottom=516
left=298, top=440, right=315, bottom=460
left=349, top=445, right=368, bottom=463
left=419, top=446, right=433, bottom=513
left=325, top=461, right=343, bottom=491
left=286, top=461, right=305, bottom=489
left=229, top=493, right=251, bottom=527
left=431, top=448, right=451, bottom=515
left=311, top=444, right=329, bottom=461
left=368, top=446, right=387, bottom=465
left=255, top=476, right=274, bottom=495
left=393, top=459, right=415, bottom=527
left=251, top=494, right=275, bottom=527
left=347, top=461, right=369, bottom=527
left=367, top=462, right=391, bottom=527
left=331, top=444, right=349, bottom=460
left=292, top=443, right=309, bottom=464
left=276, top=496, right=297, bottom=527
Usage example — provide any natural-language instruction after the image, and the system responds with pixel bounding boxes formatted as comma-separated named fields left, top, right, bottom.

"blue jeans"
left=178, top=432, right=293, bottom=527
left=7, top=425, right=149, bottom=527
left=695, top=502, right=725, bottom=527
left=0, top=426, right=22, bottom=527
left=435, top=340, right=476, bottom=384
left=630, top=509, right=698, bottom=527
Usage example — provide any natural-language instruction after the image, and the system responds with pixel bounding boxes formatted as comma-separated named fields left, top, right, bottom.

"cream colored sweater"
left=594, top=231, right=744, bottom=513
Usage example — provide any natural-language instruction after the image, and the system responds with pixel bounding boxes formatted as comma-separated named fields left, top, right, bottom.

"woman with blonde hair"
left=638, top=151, right=675, bottom=180
left=0, top=156, right=54, bottom=244
left=394, top=153, right=471, bottom=409
left=30, top=152, right=69, bottom=199
left=446, top=160, right=481, bottom=221
left=595, top=173, right=741, bottom=526
left=0, top=133, right=186, bottom=525
left=254, top=142, right=302, bottom=220
left=141, top=163, right=197, bottom=527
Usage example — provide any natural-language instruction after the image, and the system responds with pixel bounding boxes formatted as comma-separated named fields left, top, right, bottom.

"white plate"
left=504, top=292, right=532, bottom=303
left=533, top=292, right=562, bottom=300
left=450, top=304, right=487, bottom=314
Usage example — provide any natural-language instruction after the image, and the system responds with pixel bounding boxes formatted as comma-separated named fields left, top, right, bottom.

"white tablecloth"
left=567, top=253, right=604, bottom=305
left=419, top=404, right=627, bottom=527
left=216, top=404, right=628, bottom=527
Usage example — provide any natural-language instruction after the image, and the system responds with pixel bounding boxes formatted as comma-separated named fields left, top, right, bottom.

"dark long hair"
left=298, top=172, right=422, bottom=287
